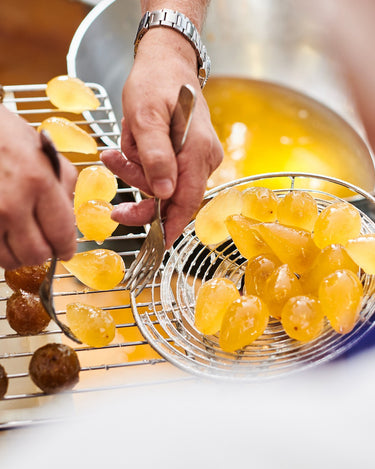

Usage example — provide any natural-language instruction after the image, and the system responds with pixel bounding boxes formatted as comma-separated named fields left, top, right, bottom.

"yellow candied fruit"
left=38, top=117, right=97, bottom=154
left=281, top=295, right=324, bottom=342
left=345, top=234, right=375, bottom=275
left=241, top=186, right=279, bottom=222
left=312, top=201, right=362, bottom=249
left=219, top=295, right=269, bottom=352
left=277, top=191, right=318, bottom=232
left=254, top=222, right=320, bottom=275
left=46, top=75, right=100, bottom=114
left=225, top=214, right=272, bottom=259
left=62, top=249, right=125, bottom=291
left=74, top=165, right=118, bottom=212
left=244, top=253, right=281, bottom=297
left=263, top=264, right=303, bottom=319
left=66, top=302, right=116, bottom=347
left=76, top=200, right=119, bottom=243
left=195, top=278, right=240, bottom=335
left=300, top=244, right=358, bottom=294
left=319, top=269, right=363, bottom=334
left=195, top=188, right=243, bottom=245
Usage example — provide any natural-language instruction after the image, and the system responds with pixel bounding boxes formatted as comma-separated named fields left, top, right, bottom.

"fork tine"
left=126, top=252, right=156, bottom=292
left=130, top=251, right=164, bottom=295
left=123, top=237, right=152, bottom=283
left=123, top=243, right=154, bottom=288
left=131, top=263, right=158, bottom=296
left=126, top=245, right=161, bottom=293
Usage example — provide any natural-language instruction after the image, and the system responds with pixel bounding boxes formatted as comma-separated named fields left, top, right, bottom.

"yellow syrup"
left=204, top=77, right=375, bottom=197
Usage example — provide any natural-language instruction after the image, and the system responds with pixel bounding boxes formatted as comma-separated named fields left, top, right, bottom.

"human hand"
left=101, top=28, right=223, bottom=249
left=0, top=105, right=77, bottom=269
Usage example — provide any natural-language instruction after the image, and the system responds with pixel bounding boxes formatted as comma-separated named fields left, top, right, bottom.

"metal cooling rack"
left=0, top=83, right=188, bottom=430
left=132, top=172, right=375, bottom=381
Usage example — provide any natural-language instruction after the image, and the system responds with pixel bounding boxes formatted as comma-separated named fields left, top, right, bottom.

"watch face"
left=134, top=12, right=150, bottom=49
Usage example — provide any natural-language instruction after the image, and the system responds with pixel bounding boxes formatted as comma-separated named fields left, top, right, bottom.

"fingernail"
left=152, top=179, right=174, bottom=198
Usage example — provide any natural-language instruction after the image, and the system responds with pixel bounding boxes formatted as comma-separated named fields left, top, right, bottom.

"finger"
left=163, top=177, right=207, bottom=249
left=6, top=214, right=53, bottom=266
left=100, top=149, right=152, bottom=194
left=130, top=114, right=178, bottom=199
left=0, top=232, right=21, bottom=270
left=111, top=198, right=156, bottom=226
left=120, top=118, right=141, bottom=164
left=35, top=187, right=77, bottom=261
left=58, top=154, right=77, bottom=200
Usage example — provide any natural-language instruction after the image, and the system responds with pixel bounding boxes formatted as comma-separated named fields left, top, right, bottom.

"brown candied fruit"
left=6, top=290, right=51, bottom=335
left=29, top=343, right=80, bottom=394
left=0, top=364, right=8, bottom=399
left=4, top=262, right=50, bottom=294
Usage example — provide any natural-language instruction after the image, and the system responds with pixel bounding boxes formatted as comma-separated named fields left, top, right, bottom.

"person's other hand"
left=101, top=28, right=223, bottom=249
left=0, top=105, right=77, bottom=269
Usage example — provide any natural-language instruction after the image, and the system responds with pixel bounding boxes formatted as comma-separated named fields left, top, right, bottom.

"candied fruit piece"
left=225, top=214, right=272, bottom=259
left=29, top=343, right=80, bottom=394
left=301, top=244, right=358, bottom=294
left=219, top=295, right=269, bottom=352
left=46, top=75, right=100, bottom=114
left=345, top=234, right=375, bottom=275
left=312, top=201, right=362, bottom=249
left=195, top=188, right=243, bottom=245
left=66, top=302, right=116, bottom=347
left=318, top=269, right=363, bottom=334
left=195, top=278, right=240, bottom=335
left=74, top=165, right=118, bottom=212
left=4, top=262, right=49, bottom=293
left=38, top=116, right=97, bottom=154
left=241, top=186, right=279, bottom=222
left=76, top=200, right=119, bottom=243
left=6, top=290, right=50, bottom=335
left=62, top=249, right=125, bottom=291
left=281, top=295, right=324, bottom=342
left=277, top=191, right=318, bottom=231
left=244, top=253, right=281, bottom=297
left=0, top=364, right=8, bottom=399
left=254, top=222, right=320, bottom=275
left=263, top=264, right=303, bottom=319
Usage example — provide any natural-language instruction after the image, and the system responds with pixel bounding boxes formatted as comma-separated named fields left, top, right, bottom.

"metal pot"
left=67, top=0, right=375, bottom=195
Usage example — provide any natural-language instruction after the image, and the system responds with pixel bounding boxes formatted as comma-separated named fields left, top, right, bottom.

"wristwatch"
left=134, top=9, right=211, bottom=89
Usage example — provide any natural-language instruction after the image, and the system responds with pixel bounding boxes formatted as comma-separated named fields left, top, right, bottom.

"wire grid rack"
left=0, top=83, right=187, bottom=430
left=132, top=173, right=375, bottom=381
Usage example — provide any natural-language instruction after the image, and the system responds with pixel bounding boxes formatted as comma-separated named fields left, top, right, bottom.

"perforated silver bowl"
left=131, top=172, right=375, bottom=381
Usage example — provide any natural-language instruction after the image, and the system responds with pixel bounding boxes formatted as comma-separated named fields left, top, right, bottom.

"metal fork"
left=39, top=131, right=82, bottom=344
left=123, top=84, right=196, bottom=296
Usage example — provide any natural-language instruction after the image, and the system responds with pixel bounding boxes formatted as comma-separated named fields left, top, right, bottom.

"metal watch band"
left=134, top=9, right=211, bottom=88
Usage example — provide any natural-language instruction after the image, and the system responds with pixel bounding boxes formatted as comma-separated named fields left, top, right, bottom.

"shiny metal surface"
left=67, top=0, right=358, bottom=128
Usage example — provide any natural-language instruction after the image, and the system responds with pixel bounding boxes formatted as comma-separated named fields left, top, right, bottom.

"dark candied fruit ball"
left=6, top=290, right=51, bottom=335
left=4, top=262, right=50, bottom=294
left=0, top=364, right=8, bottom=399
left=29, top=343, right=80, bottom=394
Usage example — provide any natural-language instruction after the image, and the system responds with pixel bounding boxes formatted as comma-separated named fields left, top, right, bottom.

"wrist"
left=134, top=8, right=210, bottom=88
left=135, top=28, right=198, bottom=79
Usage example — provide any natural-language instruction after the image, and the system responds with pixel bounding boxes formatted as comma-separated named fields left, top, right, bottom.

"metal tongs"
left=39, top=130, right=82, bottom=344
